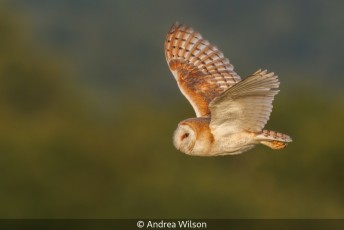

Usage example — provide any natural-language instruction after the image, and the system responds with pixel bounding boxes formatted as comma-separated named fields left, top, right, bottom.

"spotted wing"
left=209, top=70, right=280, bottom=136
left=165, top=22, right=241, bottom=117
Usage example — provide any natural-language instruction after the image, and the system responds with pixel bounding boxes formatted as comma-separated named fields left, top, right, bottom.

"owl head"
left=173, top=118, right=213, bottom=155
left=173, top=123, right=197, bottom=154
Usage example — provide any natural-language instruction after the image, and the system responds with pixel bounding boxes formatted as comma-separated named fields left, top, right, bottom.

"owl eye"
left=181, top=133, right=189, bottom=140
left=181, top=133, right=189, bottom=141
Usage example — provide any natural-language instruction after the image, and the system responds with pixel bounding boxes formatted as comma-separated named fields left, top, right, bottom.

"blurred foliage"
left=9, top=0, right=344, bottom=91
left=0, top=1, right=344, bottom=219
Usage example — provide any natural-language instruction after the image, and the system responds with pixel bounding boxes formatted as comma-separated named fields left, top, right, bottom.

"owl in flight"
left=165, top=22, right=292, bottom=156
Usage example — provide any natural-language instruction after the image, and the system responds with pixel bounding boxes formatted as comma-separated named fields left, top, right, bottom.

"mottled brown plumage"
left=165, top=23, right=240, bottom=117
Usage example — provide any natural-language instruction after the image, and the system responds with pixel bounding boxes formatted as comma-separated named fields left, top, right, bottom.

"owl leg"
left=255, top=130, right=292, bottom=149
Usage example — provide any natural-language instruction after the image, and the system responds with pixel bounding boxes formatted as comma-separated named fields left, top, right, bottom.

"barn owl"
left=164, top=22, right=292, bottom=156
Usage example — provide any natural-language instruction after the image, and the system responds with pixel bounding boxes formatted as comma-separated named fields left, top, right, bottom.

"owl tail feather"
left=255, top=130, right=292, bottom=150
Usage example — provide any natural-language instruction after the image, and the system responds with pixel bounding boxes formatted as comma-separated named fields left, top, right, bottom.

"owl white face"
left=173, top=123, right=196, bottom=155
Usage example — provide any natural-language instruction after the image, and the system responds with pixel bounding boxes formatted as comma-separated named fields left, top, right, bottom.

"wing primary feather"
left=165, top=22, right=242, bottom=117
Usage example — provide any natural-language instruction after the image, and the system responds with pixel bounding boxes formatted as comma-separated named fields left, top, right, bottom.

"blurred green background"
left=0, top=0, right=344, bottom=218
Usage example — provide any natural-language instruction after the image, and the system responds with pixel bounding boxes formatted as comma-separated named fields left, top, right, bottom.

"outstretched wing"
left=209, top=69, right=279, bottom=136
left=165, top=22, right=241, bottom=117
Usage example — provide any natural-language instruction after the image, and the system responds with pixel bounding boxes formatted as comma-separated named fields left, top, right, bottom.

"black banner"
left=0, top=219, right=343, bottom=230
